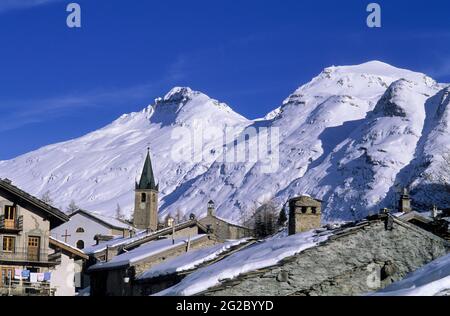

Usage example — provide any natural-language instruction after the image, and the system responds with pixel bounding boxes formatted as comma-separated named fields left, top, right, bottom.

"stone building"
left=88, top=234, right=218, bottom=296
left=0, top=178, right=70, bottom=296
left=51, top=209, right=134, bottom=250
left=199, top=214, right=449, bottom=296
left=133, top=150, right=159, bottom=231
left=288, top=196, right=322, bottom=235
left=198, top=201, right=253, bottom=240
left=135, top=239, right=255, bottom=295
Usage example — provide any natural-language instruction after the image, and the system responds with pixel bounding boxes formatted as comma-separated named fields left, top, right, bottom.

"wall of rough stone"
left=204, top=220, right=449, bottom=296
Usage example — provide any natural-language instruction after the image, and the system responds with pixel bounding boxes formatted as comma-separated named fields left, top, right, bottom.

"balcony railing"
left=0, top=248, right=50, bottom=264
left=0, top=280, right=55, bottom=296
left=0, top=215, right=23, bottom=232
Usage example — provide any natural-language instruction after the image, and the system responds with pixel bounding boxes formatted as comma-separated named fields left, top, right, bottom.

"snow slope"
left=0, top=61, right=449, bottom=223
left=371, top=253, right=450, bottom=296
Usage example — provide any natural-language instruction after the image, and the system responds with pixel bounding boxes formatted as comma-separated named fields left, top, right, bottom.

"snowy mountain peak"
left=0, top=62, right=448, bottom=224
left=162, top=87, right=195, bottom=103
left=325, top=60, right=431, bottom=82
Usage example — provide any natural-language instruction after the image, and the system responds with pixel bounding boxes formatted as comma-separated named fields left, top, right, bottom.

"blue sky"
left=1, top=0, right=450, bottom=159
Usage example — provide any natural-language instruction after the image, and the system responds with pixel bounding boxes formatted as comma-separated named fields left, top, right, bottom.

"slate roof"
left=0, top=178, right=69, bottom=228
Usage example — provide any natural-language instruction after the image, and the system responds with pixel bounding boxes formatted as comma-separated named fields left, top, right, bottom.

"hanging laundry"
left=37, top=273, right=45, bottom=282
left=22, top=270, right=30, bottom=279
left=30, top=273, right=38, bottom=283
left=14, top=269, right=23, bottom=280
left=44, top=272, right=52, bottom=282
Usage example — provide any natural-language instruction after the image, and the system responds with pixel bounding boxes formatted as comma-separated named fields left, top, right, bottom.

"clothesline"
left=13, top=269, right=51, bottom=283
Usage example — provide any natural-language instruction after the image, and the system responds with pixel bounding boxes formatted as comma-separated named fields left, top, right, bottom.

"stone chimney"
left=288, top=196, right=322, bottom=236
left=399, top=188, right=412, bottom=214
left=207, top=200, right=215, bottom=217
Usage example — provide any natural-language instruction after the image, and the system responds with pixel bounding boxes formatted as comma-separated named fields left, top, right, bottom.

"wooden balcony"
left=0, top=215, right=23, bottom=233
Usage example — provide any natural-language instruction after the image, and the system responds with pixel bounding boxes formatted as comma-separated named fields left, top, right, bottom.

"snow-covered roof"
left=155, top=230, right=331, bottom=296
left=371, top=253, right=450, bottom=296
left=89, top=235, right=207, bottom=271
left=84, top=230, right=148, bottom=255
left=137, top=239, right=251, bottom=280
left=84, top=220, right=206, bottom=255
left=49, top=236, right=88, bottom=260
left=71, top=209, right=133, bottom=230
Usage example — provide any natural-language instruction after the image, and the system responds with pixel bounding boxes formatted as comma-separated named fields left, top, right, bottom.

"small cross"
left=61, top=229, right=71, bottom=243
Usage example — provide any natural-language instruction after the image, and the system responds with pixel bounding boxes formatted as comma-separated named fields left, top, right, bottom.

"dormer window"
left=76, top=227, right=85, bottom=233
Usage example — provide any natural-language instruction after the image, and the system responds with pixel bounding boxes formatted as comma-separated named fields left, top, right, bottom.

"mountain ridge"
left=1, top=61, right=449, bottom=223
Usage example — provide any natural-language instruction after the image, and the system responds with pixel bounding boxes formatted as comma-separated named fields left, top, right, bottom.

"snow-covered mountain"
left=1, top=61, right=449, bottom=223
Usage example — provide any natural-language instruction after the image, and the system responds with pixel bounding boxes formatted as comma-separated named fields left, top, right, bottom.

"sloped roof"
left=49, top=236, right=88, bottom=260
left=88, top=235, right=208, bottom=271
left=0, top=179, right=69, bottom=228
left=137, top=238, right=253, bottom=281
left=70, top=209, right=133, bottom=231
left=84, top=219, right=209, bottom=255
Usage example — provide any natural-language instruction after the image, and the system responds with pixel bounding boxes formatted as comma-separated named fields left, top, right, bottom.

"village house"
left=0, top=178, right=71, bottom=296
left=135, top=238, right=255, bottom=295
left=198, top=200, right=253, bottom=240
left=88, top=234, right=219, bottom=296
left=48, top=236, right=88, bottom=296
left=51, top=209, right=134, bottom=250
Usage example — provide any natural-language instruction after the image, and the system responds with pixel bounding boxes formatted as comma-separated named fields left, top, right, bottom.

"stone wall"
left=199, top=215, right=252, bottom=240
left=204, top=219, right=449, bottom=296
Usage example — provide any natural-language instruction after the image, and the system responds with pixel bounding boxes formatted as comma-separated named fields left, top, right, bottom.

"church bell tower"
left=134, top=149, right=159, bottom=231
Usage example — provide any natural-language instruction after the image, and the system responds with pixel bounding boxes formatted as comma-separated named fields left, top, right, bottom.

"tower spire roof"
left=136, top=148, right=158, bottom=191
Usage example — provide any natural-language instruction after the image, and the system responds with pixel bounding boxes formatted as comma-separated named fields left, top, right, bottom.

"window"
left=76, top=240, right=85, bottom=250
left=152, top=195, right=156, bottom=203
left=2, top=236, right=15, bottom=252
left=4, top=206, right=16, bottom=220
left=312, top=207, right=318, bottom=214
left=76, top=227, right=85, bottom=233
left=4, top=206, right=16, bottom=229
left=141, top=193, right=146, bottom=203
left=301, top=207, right=308, bottom=214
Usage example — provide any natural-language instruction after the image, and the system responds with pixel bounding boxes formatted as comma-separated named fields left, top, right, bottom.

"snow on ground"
left=137, top=239, right=250, bottom=280
left=155, top=230, right=331, bottom=296
left=370, top=253, right=450, bottom=296
left=89, top=235, right=206, bottom=271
